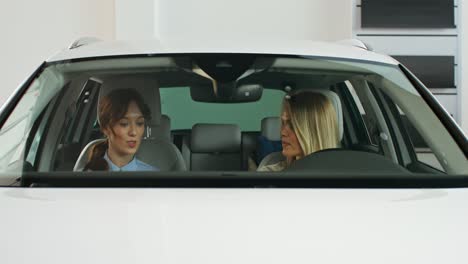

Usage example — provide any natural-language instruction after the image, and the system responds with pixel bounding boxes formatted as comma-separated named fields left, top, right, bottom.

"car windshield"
left=0, top=54, right=466, bottom=186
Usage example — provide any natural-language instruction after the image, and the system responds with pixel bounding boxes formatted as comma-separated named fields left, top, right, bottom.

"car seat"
left=189, top=123, right=242, bottom=171
left=73, top=76, right=186, bottom=171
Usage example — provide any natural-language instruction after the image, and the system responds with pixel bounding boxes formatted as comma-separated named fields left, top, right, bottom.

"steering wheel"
left=285, top=148, right=409, bottom=174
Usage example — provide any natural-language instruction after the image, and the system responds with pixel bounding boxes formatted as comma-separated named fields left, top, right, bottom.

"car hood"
left=1, top=187, right=467, bottom=264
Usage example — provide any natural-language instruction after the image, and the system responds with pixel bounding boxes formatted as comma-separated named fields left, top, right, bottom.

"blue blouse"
left=104, top=152, right=159, bottom=171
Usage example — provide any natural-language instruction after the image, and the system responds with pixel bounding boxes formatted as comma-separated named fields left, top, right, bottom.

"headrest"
left=261, top=117, right=281, bottom=141
left=311, top=90, right=344, bottom=140
left=149, top=114, right=171, bottom=141
left=191, top=124, right=241, bottom=153
left=263, top=90, right=344, bottom=141
left=99, top=76, right=161, bottom=125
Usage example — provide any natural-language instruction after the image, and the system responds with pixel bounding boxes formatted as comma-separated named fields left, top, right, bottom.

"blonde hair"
left=283, top=92, right=339, bottom=163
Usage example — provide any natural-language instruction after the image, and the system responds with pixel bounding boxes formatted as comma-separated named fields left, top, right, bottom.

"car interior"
left=4, top=54, right=466, bottom=179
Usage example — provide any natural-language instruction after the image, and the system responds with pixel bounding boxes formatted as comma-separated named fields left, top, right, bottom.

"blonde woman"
left=258, top=92, right=340, bottom=171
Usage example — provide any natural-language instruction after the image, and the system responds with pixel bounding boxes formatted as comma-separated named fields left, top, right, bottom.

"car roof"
left=47, top=38, right=400, bottom=66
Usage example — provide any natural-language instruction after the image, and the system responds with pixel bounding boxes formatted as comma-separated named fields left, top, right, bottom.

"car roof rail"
left=336, top=39, right=373, bottom=51
left=68, top=37, right=102, bottom=50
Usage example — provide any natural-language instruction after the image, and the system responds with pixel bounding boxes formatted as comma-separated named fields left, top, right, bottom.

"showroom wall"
left=115, top=0, right=352, bottom=41
left=0, top=0, right=115, bottom=107
left=115, top=0, right=154, bottom=40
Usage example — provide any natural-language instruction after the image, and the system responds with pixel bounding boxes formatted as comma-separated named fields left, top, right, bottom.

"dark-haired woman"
left=84, top=88, right=159, bottom=171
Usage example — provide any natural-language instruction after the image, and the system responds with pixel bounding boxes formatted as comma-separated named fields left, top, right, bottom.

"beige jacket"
left=257, top=160, right=287, bottom=172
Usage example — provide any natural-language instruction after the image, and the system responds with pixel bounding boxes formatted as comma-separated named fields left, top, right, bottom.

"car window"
left=0, top=71, right=64, bottom=179
left=160, top=87, right=284, bottom=131
left=344, top=80, right=379, bottom=146
left=339, top=76, right=458, bottom=173
left=400, top=112, right=445, bottom=171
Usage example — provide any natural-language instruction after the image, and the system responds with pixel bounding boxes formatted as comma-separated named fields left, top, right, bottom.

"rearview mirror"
left=190, top=82, right=263, bottom=103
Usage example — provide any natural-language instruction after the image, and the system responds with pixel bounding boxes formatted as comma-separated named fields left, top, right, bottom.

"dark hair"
left=83, top=88, right=151, bottom=171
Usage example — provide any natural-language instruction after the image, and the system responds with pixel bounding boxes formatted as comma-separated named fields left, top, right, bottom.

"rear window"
left=161, top=87, right=284, bottom=131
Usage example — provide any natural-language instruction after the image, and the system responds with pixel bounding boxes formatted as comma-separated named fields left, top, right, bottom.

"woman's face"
left=103, top=101, right=145, bottom=158
left=280, top=109, right=304, bottom=160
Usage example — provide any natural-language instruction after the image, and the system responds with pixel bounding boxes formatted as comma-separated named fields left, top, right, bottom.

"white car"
left=1, top=38, right=467, bottom=264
